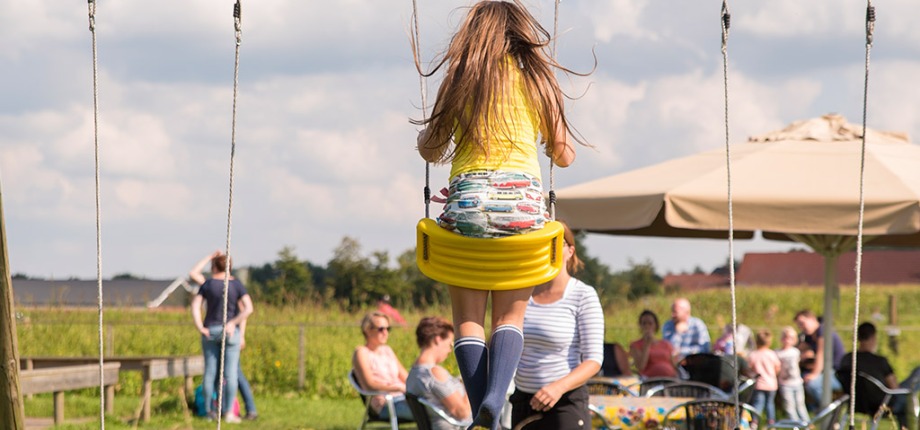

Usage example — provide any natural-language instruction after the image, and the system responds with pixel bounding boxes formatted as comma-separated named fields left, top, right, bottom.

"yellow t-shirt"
left=449, top=58, right=542, bottom=181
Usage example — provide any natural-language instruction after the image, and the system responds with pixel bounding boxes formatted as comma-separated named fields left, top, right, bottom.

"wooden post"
left=298, top=324, right=305, bottom=390
left=106, top=324, right=114, bottom=356
left=888, top=294, right=898, bottom=325
left=0, top=181, right=25, bottom=430
left=53, top=391, right=64, bottom=425
left=142, top=367, right=152, bottom=422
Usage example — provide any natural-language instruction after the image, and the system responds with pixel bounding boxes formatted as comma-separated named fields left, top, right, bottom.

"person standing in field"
left=776, top=326, right=809, bottom=423
left=747, top=330, right=781, bottom=424
left=190, top=250, right=254, bottom=424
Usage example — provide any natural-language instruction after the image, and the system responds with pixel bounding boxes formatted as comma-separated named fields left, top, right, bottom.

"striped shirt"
left=514, top=277, right=605, bottom=393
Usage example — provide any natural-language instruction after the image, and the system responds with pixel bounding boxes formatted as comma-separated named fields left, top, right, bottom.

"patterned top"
left=775, top=347, right=804, bottom=387
left=661, top=316, right=711, bottom=359
left=407, top=364, right=468, bottom=430
left=450, top=56, right=542, bottom=181
left=356, top=345, right=403, bottom=413
left=515, top=277, right=605, bottom=393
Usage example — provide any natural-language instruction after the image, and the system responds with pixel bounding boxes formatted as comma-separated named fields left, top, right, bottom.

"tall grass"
left=15, top=285, right=920, bottom=400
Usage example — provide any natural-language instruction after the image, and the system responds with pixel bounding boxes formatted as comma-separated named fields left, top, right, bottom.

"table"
left=590, top=395, right=692, bottom=429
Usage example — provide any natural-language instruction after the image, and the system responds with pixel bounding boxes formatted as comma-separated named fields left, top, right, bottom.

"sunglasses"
left=373, top=326, right=390, bottom=333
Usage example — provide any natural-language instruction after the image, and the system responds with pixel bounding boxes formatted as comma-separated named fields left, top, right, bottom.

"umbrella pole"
left=821, top=253, right=838, bottom=409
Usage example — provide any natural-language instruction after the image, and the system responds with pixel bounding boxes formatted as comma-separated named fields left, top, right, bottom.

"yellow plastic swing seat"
left=415, top=218, right=564, bottom=291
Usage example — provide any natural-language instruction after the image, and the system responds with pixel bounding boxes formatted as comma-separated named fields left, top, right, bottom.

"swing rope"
left=718, top=0, right=743, bottom=425
left=547, top=0, right=560, bottom=221
left=86, top=0, right=106, bottom=427
left=410, top=0, right=431, bottom=218
left=847, top=2, right=875, bottom=428
left=214, top=1, right=243, bottom=427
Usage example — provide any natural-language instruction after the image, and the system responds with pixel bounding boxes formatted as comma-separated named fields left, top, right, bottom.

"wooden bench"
left=21, top=355, right=204, bottom=422
left=21, top=362, right=120, bottom=426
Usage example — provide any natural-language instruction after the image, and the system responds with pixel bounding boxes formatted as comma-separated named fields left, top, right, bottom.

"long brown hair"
left=412, top=0, right=587, bottom=163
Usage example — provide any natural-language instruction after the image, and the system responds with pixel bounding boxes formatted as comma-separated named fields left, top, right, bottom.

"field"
left=15, top=284, right=920, bottom=429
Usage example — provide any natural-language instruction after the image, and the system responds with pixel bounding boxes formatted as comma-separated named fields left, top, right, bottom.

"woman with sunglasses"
left=510, top=221, right=604, bottom=429
left=353, top=311, right=413, bottom=421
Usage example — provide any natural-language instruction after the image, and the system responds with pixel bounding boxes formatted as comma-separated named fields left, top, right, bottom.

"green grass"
left=15, top=284, right=920, bottom=428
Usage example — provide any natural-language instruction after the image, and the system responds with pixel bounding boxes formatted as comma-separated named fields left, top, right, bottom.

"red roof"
left=736, top=250, right=920, bottom=286
left=662, top=273, right=730, bottom=290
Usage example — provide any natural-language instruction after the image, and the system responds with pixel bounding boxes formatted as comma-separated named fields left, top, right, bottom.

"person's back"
left=407, top=364, right=468, bottom=430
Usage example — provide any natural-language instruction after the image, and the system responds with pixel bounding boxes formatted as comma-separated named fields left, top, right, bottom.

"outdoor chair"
left=662, top=399, right=761, bottom=430
left=404, top=393, right=470, bottom=430
left=647, top=380, right=728, bottom=399
left=767, top=394, right=849, bottom=430
left=347, top=370, right=409, bottom=430
left=856, top=371, right=912, bottom=430
left=587, top=378, right=638, bottom=397
left=627, top=377, right=683, bottom=396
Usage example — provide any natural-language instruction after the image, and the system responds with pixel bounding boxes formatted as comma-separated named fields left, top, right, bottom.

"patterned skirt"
left=437, top=170, right=547, bottom=238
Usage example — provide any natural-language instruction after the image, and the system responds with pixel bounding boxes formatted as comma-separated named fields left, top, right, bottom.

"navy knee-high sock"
left=480, top=325, right=523, bottom=429
left=454, top=336, right=488, bottom=415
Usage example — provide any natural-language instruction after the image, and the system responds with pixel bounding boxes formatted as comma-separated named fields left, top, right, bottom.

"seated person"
left=836, top=322, right=920, bottom=429
left=630, top=310, right=678, bottom=378
left=601, top=342, right=633, bottom=377
left=713, top=323, right=755, bottom=357
left=407, top=316, right=472, bottom=429
left=353, top=312, right=414, bottom=421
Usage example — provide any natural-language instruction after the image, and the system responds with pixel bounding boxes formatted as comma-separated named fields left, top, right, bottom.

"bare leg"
left=490, top=287, right=534, bottom=330
left=450, top=286, right=489, bottom=338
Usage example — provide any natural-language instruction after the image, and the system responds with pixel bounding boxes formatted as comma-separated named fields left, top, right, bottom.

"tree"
left=623, top=259, right=662, bottom=300
left=571, top=231, right=626, bottom=306
left=397, top=249, right=447, bottom=307
left=249, top=247, right=314, bottom=305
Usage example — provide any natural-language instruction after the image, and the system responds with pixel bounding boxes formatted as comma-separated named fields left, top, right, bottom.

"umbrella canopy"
left=556, top=114, right=920, bottom=407
left=556, top=114, right=920, bottom=245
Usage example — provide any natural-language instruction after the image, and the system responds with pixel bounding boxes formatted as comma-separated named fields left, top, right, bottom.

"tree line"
left=244, top=233, right=666, bottom=310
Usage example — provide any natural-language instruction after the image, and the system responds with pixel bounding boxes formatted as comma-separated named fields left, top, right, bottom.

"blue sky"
left=2, top=0, right=920, bottom=279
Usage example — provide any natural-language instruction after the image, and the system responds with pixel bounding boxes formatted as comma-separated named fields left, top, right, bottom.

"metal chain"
left=718, top=1, right=742, bottom=425
left=216, top=2, right=243, bottom=427
left=86, top=1, right=106, bottom=428
left=848, top=2, right=875, bottom=428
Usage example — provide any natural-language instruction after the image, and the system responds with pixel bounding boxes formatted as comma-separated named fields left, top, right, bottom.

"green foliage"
left=249, top=247, right=316, bottom=305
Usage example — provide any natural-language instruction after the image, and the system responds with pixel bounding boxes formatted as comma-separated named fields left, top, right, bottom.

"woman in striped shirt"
left=510, top=222, right=605, bottom=430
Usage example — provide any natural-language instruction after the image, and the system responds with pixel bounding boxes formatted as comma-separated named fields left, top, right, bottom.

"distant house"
left=737, top=250, right=920, bottom=286
left=662, top=273, right=730, bottom=291
left=12, top=278, right=193, bottom=308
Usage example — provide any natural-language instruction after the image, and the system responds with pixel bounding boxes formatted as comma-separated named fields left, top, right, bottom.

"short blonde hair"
left=360, top=311, right=390, bottom=339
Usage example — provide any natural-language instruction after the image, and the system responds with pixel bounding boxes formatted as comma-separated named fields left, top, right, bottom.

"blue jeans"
left=751, top=389, right=777, bottom=422
left=238, top=365, right=256, bottom=415
left=804, top=373, right=841, bottom=411
left=377, top=398, right=414, bottom=421
left=202, top=325, right=242, bottom=414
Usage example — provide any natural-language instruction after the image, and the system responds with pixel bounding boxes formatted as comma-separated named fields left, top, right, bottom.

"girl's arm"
left=550, top=113, right=575, bottom=167
left=614, top=343, right=633, bottom=376
left=189, top=250, right=221, bottom=285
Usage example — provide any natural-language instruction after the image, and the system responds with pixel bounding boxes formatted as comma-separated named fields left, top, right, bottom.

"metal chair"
left=404, top=392, right=470, bottom=430
left=647, top=380, right=729, bottom=399
left=768, top=394, right=849, bottom=430
left=857, top=371, right=911, bottom=430
left=587, top=378, right=638, bottom=397
left=627, top=377, right=683, bottom=396
left=348, top=370, right=406, bottom=430
left=662, top=399, right=761, bottom=430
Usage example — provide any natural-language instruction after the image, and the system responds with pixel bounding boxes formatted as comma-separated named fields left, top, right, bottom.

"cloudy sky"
left=3, top=0, right=920, bottom=280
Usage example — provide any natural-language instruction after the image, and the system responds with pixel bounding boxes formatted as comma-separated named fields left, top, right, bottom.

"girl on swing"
left=414, top=2, right=582, bottom=428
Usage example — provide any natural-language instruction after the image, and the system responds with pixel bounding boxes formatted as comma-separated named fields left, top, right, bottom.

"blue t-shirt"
left=198, top=278, right=248, bottom=327
left=803, top=324, right=845, bottom=370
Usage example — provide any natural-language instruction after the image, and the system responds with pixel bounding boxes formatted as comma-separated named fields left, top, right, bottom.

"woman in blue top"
left=190, top=250, right=254, bottom=423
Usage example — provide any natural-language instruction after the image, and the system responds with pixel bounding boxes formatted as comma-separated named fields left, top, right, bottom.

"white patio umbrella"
left=556, top=114, right=920, bottom=406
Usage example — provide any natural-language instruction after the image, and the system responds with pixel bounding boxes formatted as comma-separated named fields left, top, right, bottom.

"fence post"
left=0, top=181, right=25, bottom=430
left=106, top=324, right=114, bottom=356
left=298, top=324, right=305, bottom=390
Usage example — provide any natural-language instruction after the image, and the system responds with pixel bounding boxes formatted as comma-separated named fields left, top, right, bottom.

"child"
left=776, top=326, right=809, bottom=422
left=747, top=330, right=781, bottom=424
left=413, top=2, right=582, bottom=429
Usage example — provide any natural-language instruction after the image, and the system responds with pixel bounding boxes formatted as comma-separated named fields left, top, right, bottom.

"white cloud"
left=577, top=0, right=656, bottom=43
